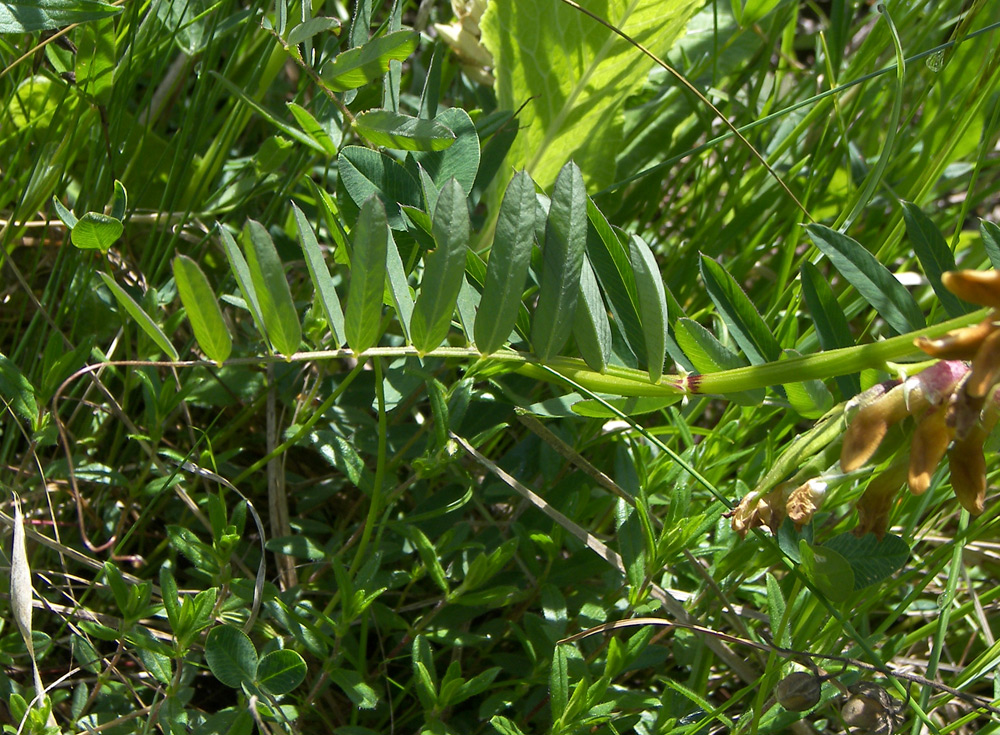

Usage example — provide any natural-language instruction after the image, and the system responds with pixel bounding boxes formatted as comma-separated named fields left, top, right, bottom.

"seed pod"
left=842, top=683, right=898, bottom=734
left=908, top=406, right=954, bottom=495
left=775, top=671, right=822, bottom=712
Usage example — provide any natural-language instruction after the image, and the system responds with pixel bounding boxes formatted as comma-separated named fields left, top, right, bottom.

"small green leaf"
left=798, top=540, right=854, bottom=603
left=338, top=145, right=422, bottom=229
left=329, top=668, right=379, bottom=709
left=293, top=203, right=346, bottom=348
left=823, top=532, right=909, bottom=590
left=572, top=256, right=611, bottom=372
left=256, top=649, right=307, bottom=695
left=404, top=526, right=449, bottom=594
left=673, top=318, right=764, bottom=406
left=159, top=567, right=181, bottom=632
left=285, top=16, right=340, bottom=47
left=205, top=626, right=258, bottom=688
left=109, top=180, right=127, bottom=221
left=0, top=353, right=38, bottom=427
left=409, top=107, right=480, bottom=196
left=615, top=499, right=646, bottom=592
left=218, top=224, right=266, bottom=340
left=98, top=273, right=180, bottom=360
left=321, top=29, right=418, bottom=92
left=980, top=219, right=1000, bottom=270
left=901, top=202, right=966, bottom=318
left=629, top=234, right=668, bottom=381
left=172, top=256, right=232, bottom=365
left=51, top=196, right=78, bottom=229
left=800, top=262, right=860, bottom=398
left=782, top=348, right=834, bottom=419
left=244, top=220, right=301, bottom=357
left=805, top=223, right=925, bottom=335
left=550, top=645, right=569, bottom=721
left=476, top=170, right=536, bottom=354
left=532, top=161, right=587, bottom=361
left=411, top=178, right=469, bottom=353
left=72, top=213, right=122, bottom=251
left=699, top=255, right=781, bottom=364
left=765, top=573, right=789, bottom=648
left=0, top=0, right=121, bottom=33
left=354, top=110, right=455, bottom=151
left=384, top=229, right=414, bottom=341
left=491, top=716, right=527, bottom=735
left=286, top=102, right=338, bottom=156
left=345, top=196, right=389, bottom=353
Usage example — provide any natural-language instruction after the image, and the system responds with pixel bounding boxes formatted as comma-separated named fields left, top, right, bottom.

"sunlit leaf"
left=172, top=255, right=232, bottom=364
left=98, top=273, right=179, bottom=361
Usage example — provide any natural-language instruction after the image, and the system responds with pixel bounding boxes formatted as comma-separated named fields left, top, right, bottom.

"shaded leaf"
left=798, top=540, right=854, bottom=603
left=572, top=256, right=611, bottom=372
left=205, top=626, right=258, bottom=688
left=98, top=273, right=179, bottom=360
left=980, top=219, right=1000, bottom=270
left=256, top=649, right=307, bottom=695
left=0, top=354, right=38, bottom=427
left=0, top=0, right=120, bottom=33
left=823, top=532, right=909, bottom=590
left=286, top=102, right=338, bottom=156
left=338, top=145, right=422, bottom=228
left=408, top=107, right=480, bottom=195
left=629, top=234, right=667, bottom=381
left=901, top=202, right=966, bottom=318
left=673, top=318, right=764, bottom=406
left=800, top=262, right=860, bottom=398
left=244, top=221, right=301, bottom=357
left=699, top=255, right=781, bottom=364
left=293, top=203, right=346, bottom=347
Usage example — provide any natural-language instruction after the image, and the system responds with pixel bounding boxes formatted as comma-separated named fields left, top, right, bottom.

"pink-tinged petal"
left=914, top=318, right=995, bottom=360
left=908, top=406, right=954, bottom=495
left=904, top=360, right=970, bottom=407
left=855, top=461, right=907, bottom=540
left=942, top=271, right=1000, bottom=309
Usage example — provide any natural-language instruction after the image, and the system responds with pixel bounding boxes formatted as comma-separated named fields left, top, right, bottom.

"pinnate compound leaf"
left=98, top=273, right=179, bottom=361
left=629, top=234, right=667, bottom=381
left=292, top=203, right=346, bottom=348
left=72, top=212, right=122, bottom=251
left=532, top=162, right=587, bottom=361
left=256, top=649, right=307, bottom=695
left=345, top=196, right=388, bottom=353
left=805, top=223, right=925, bottom=335
left=321, top=29, right=417, bottom=92
left=172, top=256, right=232, bottom=365
left=800, top=262, right=860, bottom=398
left=244, top=221, right=301, bottom=357
left=901, top=202, right=966, bottom=318
left=698, top=255, right=781, bottom=364
left=0, top=0, right=120, bottom=33
left=572, top=256, right=611, bottom=372
left=476, top=170, right=536, bottom=354
left=354, top=110, right=455, bottom=151
left=481, top=0, right=699, bottom=190
left=823, top=532, right=909, bottom=590
left=205, top=626, right=258, bottom=688
left=411, top=178, right=469, bottom=353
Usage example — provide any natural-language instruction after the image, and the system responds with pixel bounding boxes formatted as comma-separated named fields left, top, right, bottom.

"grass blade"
left=532, top=161, right=587, bottom=362
left=244, top=220, right=302, bottom=357
left=293, top=203, right=346, bottom=348
left=172, top=255, right=232, bottom=365
left=345, top=196, right=389, bottom=353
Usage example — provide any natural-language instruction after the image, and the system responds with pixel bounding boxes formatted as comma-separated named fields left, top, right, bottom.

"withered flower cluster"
left=732, top=270, right=1000, bottom=539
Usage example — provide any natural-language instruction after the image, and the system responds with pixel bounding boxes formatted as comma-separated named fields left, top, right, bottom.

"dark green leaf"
left=765, top=573, right=790, bottom=647
left=0, top=0, right=121, bottom=33
left=0, top=354, right=38, bottom=427
left=572, top=256, right=611, bottom=372
left=800, top=262, right=860, bottom=398
left=411, top=178, right=469, bottom=353
left=980, top=219, right=1000, bottom=270
left=615, top=499, right=646, bottom=591
left=823, top=532, right=909, bottom=590
left=205, top=626, right=258, bottom=688
left=109, top=180, right=127, bottom=221
left=408, top=107, right=480, bottom=195
left=385, top=229, right=414, bottom=341
left=72, top=213, right=122, bottom=251
left=218, top=224, right=267, bottom=340
left=354, top=110, right=455, bottom=151
left=345, top=196, right=388, bottom=353
left=293, top=203, right=346, bottom=348
left=173, top=256, right=232, bottom=365
left=244, top=220, right=301, bottom=357
left=338, top=145, right=422, bottom=228
left=571, top=395, right=681, bottom=418
left=550, top=645, right=569, bottom=721
left=673, top=317, right=764, bottom=406
left=404, top=526, right=449, bottom=593
left=629, top=234, right=667, bottom=381
left=256, top=650, right=307, bottom=695
left=805, top=223, right=925, bottom=335
left=532, top=162, right=587, bottom=361
left=98, top=273, right=180, bottom=360
left=476, top=170, right=536, bottom=354
left=901, top=202, right=966, bottom=317
left=491, top=716, right=527, bottom=735
left=329, top=668, right=379, bottom=709
left=699, top=255, right=781, bottom=364
left=782, top=349, right=834, bottom=419
left=321, top=29, right=417, bottom=91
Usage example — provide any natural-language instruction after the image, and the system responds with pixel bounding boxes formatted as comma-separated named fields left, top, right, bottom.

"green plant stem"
left=348, top=356, right=387, bottom=577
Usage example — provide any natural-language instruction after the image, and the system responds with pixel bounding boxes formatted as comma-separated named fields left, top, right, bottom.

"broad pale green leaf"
left=292, top=203, right=346, bottom=348
left=799, top=262, right=860, bottom=398
left=75, top=15, right=115, bottom=106
left=476, top=170, right=536, bottom=354
left=205, top=626, right=258, bottom=688
left=256, top=649, right=307, bottom=695
left=320, top=30, right=417, bottom=92
left=409, top=107, right=480, bottom=195
left=286, top=16, right=340, bottom=47
left=799, top=540, right=854, bottom=603
left=699, top=255, right=781, bottom=364
left=0, top=0, right=120, bottom=33
left=673, top=318, right=764, bottom=406
left=629, top=234, right=667, bottom=381
left=411, top=179, right=469, bottom=353
left=98, top=273, right=179, bottom=361
left=244, top=220, right=302, bottom=357
left=901, top=202, right=966, bottom=318
left=0, top=354, right=38, bottom=427
left=71, top=213, right=122, bottom=251
left=354, top=110, right=455, bottom=151
left=823, top=532, right=909, bottom=590
left=572, top=256, right=611, bottom=372
left=532, top=162, right=587, bottom=361
left=286, top=102, right=338, bottom=156
left=345, top=196, right=388, bottom=353
left=805, top=223, right=925, bottom=335
left=980, top=219, right=1000, bottom=270
left=218, top=224, right=266, bottom=341
left=481, top=0, right=699, bottom=190
left=338, top=145, right=422, bottom=229
left=172, top=255, right=232, bottom=365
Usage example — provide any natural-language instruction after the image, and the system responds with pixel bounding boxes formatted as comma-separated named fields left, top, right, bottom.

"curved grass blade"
left=698, top=255, right=780, bottom=364
left=98, top=273, right=179, bottom=361
left=805, top=223, right=925, bottom=335
left=476, top=170, right=536, bottom=354
left=411, top=179, right=470, bottom=353
left=345, top=196, right=389, bottom=353
left=245, top=220, right=301, bottom=357
left=629, top=233, right=667, bottom=381
left=292, top=203, right=346, bottom=348
left=532, top=162, right=587, bottom=362
left=354, top=110, right=455, bottom=151
left=572, top=256, right=611, bottom=372
left=218, top=224, right=267, bottom=343
left=800, top=262, right=860, bottom=398
left=172, top=255, right=232, bottom=365
left=901, top=202, right=966, bottom=318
